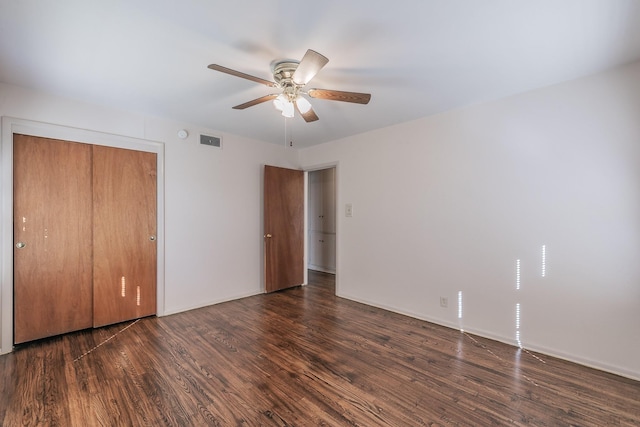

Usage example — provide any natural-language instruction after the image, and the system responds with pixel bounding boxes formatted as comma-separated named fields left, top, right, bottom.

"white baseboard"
left=308, top=265, right=336, bottom=274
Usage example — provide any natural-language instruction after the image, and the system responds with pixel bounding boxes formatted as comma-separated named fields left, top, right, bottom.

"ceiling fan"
left=208, top=49, right=371, bottom=122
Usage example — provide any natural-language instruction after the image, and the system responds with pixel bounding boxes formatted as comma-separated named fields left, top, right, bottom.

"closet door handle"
left=16, top=242, right=26, bottom=249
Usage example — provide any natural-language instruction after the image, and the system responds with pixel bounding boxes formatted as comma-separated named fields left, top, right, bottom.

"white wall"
left=300, top=61, right=640, bottom=380
left=144, top=116, right=299, bottom=314
left=0, top=83, right=299, bottom=353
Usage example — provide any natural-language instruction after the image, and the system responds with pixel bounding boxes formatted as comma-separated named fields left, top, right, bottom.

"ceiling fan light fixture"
left=281, top=100, right=295, bottom=118
left=273, top=94, right=287, bottom=111
left=296, top=96, right=312, bottom=114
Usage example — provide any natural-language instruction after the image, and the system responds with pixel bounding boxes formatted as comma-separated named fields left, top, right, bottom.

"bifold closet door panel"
left=92, top=146, right=157, bottom=327
left=13, top=135, right=93, bottom=344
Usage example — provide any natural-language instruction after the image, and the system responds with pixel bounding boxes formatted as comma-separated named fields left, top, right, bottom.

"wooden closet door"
left=13, top=135, right=93, bottom=344
left=92, top=146, right=157, bottom=327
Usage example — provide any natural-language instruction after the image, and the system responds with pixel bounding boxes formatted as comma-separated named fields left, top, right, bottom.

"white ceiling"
left=1, top=0, right=640, bottom=148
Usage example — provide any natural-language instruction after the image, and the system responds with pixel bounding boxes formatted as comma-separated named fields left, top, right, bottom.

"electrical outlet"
left=440, top=297, right=448, bottom=308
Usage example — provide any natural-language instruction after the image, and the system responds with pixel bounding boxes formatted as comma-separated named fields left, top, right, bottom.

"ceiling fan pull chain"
left=284, top=116, right=288, bottom=147
left=289, top=118, right=294, bottom=147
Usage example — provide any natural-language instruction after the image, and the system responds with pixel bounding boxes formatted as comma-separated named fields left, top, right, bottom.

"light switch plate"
left=345, top=203, right=353, bottom=217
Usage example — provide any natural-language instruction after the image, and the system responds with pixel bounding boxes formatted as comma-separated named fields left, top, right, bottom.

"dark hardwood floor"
left=1, top=270, right=638, bottom=426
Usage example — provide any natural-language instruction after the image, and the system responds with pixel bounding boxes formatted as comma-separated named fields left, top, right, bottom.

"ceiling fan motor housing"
left=272, top=60, right=302, bottom=100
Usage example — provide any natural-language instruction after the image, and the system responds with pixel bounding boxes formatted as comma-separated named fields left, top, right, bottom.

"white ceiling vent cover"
left=200, top=134, right=222, bottom=148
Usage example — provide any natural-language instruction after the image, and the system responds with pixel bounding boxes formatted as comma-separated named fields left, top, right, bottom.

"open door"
left=264, top=165, right=304, bottom=292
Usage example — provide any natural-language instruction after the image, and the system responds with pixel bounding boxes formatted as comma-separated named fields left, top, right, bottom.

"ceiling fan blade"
left=292, top=50, right=329, bottom=86
left=308, top=89, right=371, bottom=104
left=208, top=64, right=276, bottom=87
left=295, top=101, right=319, bottom=122
left=232, top=94, right=278, bottom=110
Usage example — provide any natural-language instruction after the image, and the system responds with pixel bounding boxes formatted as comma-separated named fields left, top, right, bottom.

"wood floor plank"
left=1, top=270, right=639, bottom=426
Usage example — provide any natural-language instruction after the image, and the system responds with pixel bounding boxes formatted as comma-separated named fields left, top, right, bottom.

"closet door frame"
left=0, top=117, right=166, bottom=354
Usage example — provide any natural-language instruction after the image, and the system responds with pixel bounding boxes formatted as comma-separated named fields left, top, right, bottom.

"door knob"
left=264, top=234, right=272, bottom=238
left=149, top=235, right=156, bottom=241
left=15, top=242, right=26, bottom=249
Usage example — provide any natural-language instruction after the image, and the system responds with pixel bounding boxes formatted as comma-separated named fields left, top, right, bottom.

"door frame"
left=303, top=162, right=339, bottom=293
left=1, top=117, right=166, bottom=354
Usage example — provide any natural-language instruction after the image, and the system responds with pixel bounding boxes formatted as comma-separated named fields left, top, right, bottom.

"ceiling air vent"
left=200, top=134, right=222, bottom=148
